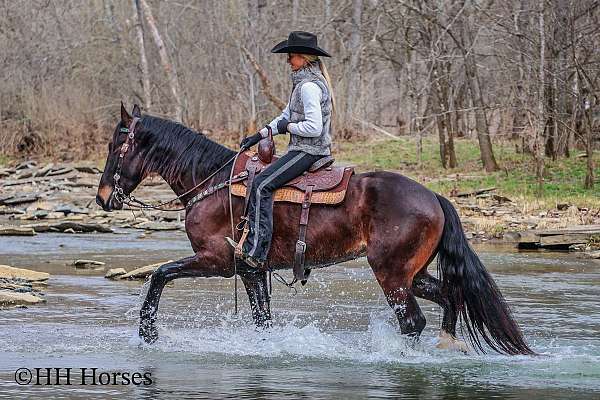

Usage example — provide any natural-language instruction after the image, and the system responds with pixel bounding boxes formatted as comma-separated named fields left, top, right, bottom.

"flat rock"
left=583, top=250, right=600, bottom=259
left=105, top=268, right=127, bottom=279
left=0, top=290, right=45, bottom=306
left=53, top=205, right=90, bottom=215
left=133, top=221, right=183, bottom=231
left=0, top=227, right=36, bottom=236
left=0, top=280, right=33, bottom=293
left=33, top=163, right=55, bottom=177
left=15, top=160, right=37, bottom=170
left=74, top=165, right=102, bottom=174
left=72, top=259, right=106, bottom=268
left=44, top=212, right=67, bottom=220
left=0, top=168, right=14, bottom=177
left=14, top=168, right=37, bottom=179
left=120, top=261, right=173, bottom=280
left=503, top=231, right=521, bottom=242
left=45, top=167, right=74, bottom=177
left=23, top=222, right=113, bottom=234
left=0, top=208, right=26, bottom=216
left=0, top=194, right=40, bottom=206
left=0, top=265, right=49, bottom=282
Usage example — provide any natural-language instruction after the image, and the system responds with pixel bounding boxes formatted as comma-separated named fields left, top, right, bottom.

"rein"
left=112, top=117, right=246, bottom=212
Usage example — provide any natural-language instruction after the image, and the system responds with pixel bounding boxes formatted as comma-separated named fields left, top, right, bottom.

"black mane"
left=139, top=115, right=235, bottom=186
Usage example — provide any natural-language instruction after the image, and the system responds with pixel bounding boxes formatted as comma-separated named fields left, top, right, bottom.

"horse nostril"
left=96, top=194, right=111, bottom=211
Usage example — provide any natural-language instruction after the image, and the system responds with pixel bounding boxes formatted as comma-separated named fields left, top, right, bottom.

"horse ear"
left=132, top=104, right=142, bottom=118
left=121, top=101, right=132, bottom=125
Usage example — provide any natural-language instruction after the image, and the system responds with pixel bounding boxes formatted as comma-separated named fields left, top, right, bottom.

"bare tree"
left=133, top=0, right=151, bottom=111
left=139, top=0, right=183, bottom=122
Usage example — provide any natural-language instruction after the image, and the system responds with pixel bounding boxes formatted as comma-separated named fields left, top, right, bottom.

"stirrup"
left=224, top=237, right=264, bottom=270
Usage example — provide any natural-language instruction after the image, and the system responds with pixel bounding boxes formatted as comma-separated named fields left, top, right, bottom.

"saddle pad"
left=231, top=167, right=354, bottom=205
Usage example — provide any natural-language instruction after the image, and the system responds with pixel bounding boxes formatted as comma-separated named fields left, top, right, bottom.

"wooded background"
left=0, top=0, right=597, bottom=188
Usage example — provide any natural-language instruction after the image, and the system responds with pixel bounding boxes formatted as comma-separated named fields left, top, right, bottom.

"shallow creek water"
left=1, top=231, right=599, bottom=399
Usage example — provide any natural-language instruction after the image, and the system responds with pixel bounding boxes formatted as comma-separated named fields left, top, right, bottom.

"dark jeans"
left=242, top=150, right=324, bottom=262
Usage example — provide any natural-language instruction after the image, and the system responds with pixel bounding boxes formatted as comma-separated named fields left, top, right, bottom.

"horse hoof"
left=436, top=331, right=469, bottom=354
left=139, top=323, right=159, bottom=344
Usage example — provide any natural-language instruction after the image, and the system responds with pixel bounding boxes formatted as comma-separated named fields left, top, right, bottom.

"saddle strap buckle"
left=294, top=240, right=306, bottom=277
left=235, top=215, right=248, bottom=231
left=295, top=240, right=306, bottom=254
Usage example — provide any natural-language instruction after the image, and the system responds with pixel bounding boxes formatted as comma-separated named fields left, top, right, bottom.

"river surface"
left=1, top=231, right=599, bottom=399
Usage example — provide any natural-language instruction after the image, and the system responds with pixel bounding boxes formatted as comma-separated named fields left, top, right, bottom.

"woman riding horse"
left=228, top=31, right=335, bottom=270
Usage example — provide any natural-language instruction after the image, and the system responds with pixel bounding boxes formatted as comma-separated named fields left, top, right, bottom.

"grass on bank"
left=334, top=136, right=599, bottom=210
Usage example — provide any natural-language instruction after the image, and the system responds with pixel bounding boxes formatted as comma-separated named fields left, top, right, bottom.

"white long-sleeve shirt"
left=260, top=82, right=323, bottom=138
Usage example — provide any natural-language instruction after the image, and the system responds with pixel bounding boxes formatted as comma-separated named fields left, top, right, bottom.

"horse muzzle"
left=96, top=185, right=123, bottom=211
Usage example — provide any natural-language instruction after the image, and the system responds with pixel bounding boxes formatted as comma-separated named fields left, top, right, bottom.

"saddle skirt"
left=231, top=151, right=354, bottom=205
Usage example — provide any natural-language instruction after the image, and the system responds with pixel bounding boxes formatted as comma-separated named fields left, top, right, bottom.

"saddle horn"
left=257, top=126, right=275, bottom=164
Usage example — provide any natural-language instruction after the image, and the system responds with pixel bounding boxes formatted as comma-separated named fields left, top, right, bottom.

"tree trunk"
left=460, top=15, right=499, bottom=172
left=292, top=0, right=300, bottom=22
left=545, top=53, right=557, bottom=160
left=133, top=0, right=151, bottom=111
left=346, top=0, right=362, bottom=118
left=583, top=98, right=595, bottom=189
left=512, top=0, right=528, bottom=140
left=139, top=0, right=183, bottom=122
left=536, top=0, right=546, bottom=194
left=463, top=56, right=498, bottom=171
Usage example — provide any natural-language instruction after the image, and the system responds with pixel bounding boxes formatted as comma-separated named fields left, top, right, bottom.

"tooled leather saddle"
left=231, top=131, right=354, bottom=284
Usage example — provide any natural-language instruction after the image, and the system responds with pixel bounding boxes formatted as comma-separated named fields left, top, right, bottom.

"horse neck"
left=161, top=165, right=232, bottom=205
left=141, top=129, right=235, bottom=205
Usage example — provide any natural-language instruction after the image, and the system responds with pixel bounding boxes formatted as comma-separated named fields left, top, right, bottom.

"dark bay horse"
left=96, top=104, right=534, bottom=355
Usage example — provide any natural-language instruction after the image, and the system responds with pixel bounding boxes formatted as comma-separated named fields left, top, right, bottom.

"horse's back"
left=345, top=170, right=443, bottom=217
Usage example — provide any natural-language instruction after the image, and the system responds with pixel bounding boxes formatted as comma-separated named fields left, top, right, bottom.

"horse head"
left=96, top=103, right=146, bottom=211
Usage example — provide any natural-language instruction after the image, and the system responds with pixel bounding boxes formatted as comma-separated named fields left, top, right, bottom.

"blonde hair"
left=300, top=54, right=336, bottom=112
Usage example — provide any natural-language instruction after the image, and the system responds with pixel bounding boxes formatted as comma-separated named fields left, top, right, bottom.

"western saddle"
left=231, top=132, right=354, bottom=284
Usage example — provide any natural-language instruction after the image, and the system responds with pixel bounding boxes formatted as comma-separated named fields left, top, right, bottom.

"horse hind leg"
left=412, top=271, right=468, bottom=353
left=412, top=271, right=457, bottom=336
left=386, top=284, right=426, bottom=340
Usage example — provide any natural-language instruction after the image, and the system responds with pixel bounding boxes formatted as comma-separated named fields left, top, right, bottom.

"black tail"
left=435, top=194, right=534, bottom=355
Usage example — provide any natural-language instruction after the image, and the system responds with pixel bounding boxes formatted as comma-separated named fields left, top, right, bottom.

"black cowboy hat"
left=271, top=31, right=331, bottom=57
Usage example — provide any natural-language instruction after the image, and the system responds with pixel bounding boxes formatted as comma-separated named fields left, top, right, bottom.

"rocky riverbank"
left=1, top=160, right=185, bottom=235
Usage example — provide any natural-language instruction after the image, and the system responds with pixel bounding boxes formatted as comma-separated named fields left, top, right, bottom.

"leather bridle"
left=112, top=117, right=140, bottom=205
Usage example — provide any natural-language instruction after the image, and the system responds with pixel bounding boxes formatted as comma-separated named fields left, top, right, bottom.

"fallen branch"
left=350, top=116, right=402, bottom=140
left=240, top=46, right=286, bottom=110
left=454, top=187, right=497, bottom=197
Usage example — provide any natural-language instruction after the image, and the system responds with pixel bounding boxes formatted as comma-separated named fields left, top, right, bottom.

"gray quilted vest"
left=287, top=64, right=332, bottom=156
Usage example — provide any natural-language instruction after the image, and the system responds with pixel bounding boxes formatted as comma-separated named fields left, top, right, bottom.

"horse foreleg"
left=239, top=268, right=272, bottom=327
left=139, top=254, right=226, bottom=344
